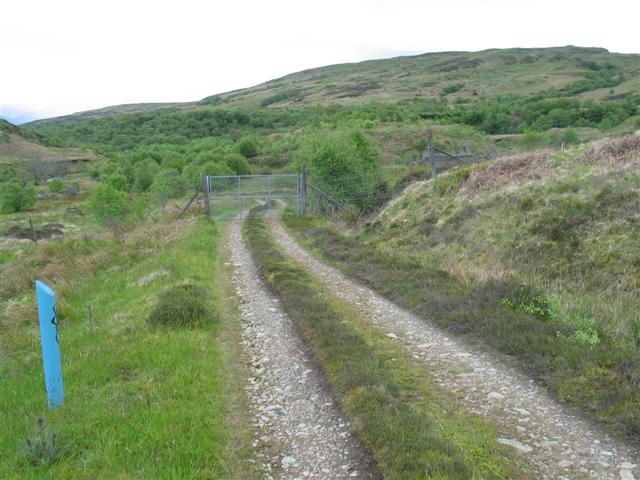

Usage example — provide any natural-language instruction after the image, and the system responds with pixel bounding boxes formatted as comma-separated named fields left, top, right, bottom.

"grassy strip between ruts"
left=243, top=214, right=529, bottom=479
left=281, top=213, right=640, bottom=445
left=0, top=218, right=255, bottom=478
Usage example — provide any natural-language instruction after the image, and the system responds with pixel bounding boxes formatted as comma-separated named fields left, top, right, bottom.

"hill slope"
left=27, top=46, right=640, bottom=128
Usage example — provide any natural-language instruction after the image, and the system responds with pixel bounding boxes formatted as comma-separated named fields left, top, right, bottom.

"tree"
left=298, top=129, right=383, bottom=212
left=103, top=173, right=129, bottom=192
left=224, top=153, right=252, bottom=175
left=85, top=184, right=130, bottom=234
left=237, top=136, right=258, bottom=158
left=132, top=160, right=160, bottom=192
left=0, top=175, right=36, bottom=213
left=150, top=169, right=187, bottom=211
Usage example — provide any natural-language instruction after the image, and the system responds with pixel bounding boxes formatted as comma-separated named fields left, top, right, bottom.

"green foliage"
left=147, top=283, right=214, bottom=327
left=261, top=90, right=299, bottom=107
left=133, top=160, right=160, bottom=192
left=237, top=136, right=258, bottom=158
left=501, top=285, right=556, bottom=321
left=103, top=172, right=129, bottom=192
left=434, top=167, right=472, bottom=196
left=85, top=184, right=130, bottom=228
left=150, top=169, right=188, bottom=206
left=48, top=179, right=65, bottom=193
left=223, top=153, right=252, bottom=175
left=0, top=172, right=36, bottom=213
left=299, top=129, right=384, bottom=211
left=562, top=127, right=580, bottom=144
left=201, top=161, right=233, bottom=177
left=442, top=82, right=464, bottom=95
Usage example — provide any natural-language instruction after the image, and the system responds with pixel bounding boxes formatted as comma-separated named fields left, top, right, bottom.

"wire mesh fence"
left=205, top=174, right=302, bottom=220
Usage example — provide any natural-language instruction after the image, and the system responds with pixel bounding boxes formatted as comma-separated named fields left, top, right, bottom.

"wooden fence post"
left=429, top=130, right=436, bottom=179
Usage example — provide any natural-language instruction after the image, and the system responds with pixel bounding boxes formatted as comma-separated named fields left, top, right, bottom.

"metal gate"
left=204, top=174, right=302, bottom=220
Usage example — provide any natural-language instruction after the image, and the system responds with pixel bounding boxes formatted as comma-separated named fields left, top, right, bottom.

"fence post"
left=429, top=130, right=436, bottom=179
left=301, top=163, right=308, bottom=214
left=202, top=176, right=211, bottom=217
left=268, top=175, right=272, bottom=217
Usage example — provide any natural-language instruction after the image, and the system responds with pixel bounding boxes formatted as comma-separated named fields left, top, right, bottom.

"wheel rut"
left=226, top=221, right=378, bottom=479
left=269, top=220, right=640, bottom=480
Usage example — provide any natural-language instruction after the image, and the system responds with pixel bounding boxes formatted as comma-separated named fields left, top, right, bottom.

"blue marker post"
left=35, top=281, right=64, bottom=408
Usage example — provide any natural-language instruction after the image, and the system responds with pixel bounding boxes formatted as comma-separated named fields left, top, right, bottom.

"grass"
left=281, top=136, right=640, bottom=444
left=0, top=217, right=254, bottom=478
left=243, top=213, right=529, bottom=479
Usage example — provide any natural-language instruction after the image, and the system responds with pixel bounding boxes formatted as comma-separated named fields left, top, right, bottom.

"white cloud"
left=1, top=0, right=639, bottom=118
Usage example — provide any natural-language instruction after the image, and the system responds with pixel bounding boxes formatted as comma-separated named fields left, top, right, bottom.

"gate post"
left=202, top=176, right=211, bottom=217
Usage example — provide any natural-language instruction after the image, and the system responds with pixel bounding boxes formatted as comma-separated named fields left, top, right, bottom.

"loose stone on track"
left=227, top=221, right=377, bottom=479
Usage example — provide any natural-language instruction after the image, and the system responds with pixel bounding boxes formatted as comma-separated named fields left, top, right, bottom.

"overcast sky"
left=2, top=0, right=639, bottom=120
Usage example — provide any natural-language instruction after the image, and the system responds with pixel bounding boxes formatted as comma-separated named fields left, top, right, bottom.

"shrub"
left=85, top=184, right=130, bottom=230
left=48, top=179, right=65, bottom=193
left=442, top=83, right=464, bottom=96
left=150, top=169, right=187, bottom=210
left=147, top=284, right=214, bottom=327
left=434, top=167, right=472, bottom=196
left=0, top=176, right=36, bottom=213
left=103, top=173, right=129, bottom=192
left=237, top=136, right=259, bottom=158
left=298, top=129, right=383, bottom=212
left=224, top=153, right=252, bottom=175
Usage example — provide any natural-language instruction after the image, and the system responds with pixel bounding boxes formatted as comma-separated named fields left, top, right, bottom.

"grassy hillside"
left=27, top=46, right=640, bottom=121
left=0, top=119, right=102, bottom=179
left=282, top=135, right=640, bottom=443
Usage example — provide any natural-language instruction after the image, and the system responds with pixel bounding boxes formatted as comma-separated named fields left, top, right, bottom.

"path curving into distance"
left=226, top=221, right=378, bottom=479
left=269, top=220, right=640, bottom=480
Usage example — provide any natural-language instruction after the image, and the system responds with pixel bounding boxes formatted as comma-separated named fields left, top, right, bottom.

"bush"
left=151, top=169, right=188, bottom=209
left=442, top=83, right=464, bottom=95
left=85, top=184, right=130, bottom=230
left=48, top=179, right=65, bottom=193
left=237, top=136, right=258, bottom=158
left=298, top=129, right=383, bottom=212
left=103, top=173, right=129, bottom=192
left=0, top=175, right=36, bottom=213
left=224, top=153, right=251, bottom=175
left=147, top=284, right=214, bottom=327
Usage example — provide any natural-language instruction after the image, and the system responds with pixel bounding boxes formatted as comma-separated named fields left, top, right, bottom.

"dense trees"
left=0, top=171, right=36, bottom=213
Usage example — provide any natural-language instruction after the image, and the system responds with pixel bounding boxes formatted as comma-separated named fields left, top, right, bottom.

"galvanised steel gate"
left=204, top=174, right=302, bottom=220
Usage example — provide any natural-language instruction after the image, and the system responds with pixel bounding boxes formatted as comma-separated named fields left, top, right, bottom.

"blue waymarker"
left=35, top=280, right=64, bottom=408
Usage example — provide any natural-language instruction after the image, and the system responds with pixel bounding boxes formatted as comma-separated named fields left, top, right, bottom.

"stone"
left=498, top=438, right=533, bottom=453
left=281, top=455, right=296, bottom=469
left=487, top=392, right=505, bottom=401
left=621, top=463, right=637, bottom=470
left=386, top=332, right=398, bottom=339
left=558, top=460, right=573, bottom=468
left=620, top=470, right=634, bottom=480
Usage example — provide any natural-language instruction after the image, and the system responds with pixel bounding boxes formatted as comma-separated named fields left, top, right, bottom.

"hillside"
left=0, top=119, right=102, bottom=179
left=27, top=46, right=640, bottom=128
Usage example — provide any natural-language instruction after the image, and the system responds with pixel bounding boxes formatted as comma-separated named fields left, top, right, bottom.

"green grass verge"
left=282, top=213, right=640, bottom=445
left=243, top=214, right=528, bottom=479
left=0, top=218, right=254, bottom=478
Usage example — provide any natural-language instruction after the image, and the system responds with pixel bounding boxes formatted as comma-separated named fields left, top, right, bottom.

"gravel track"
left=269, top=220, right=639, bottom=480
left=226, top=221, right=378, bottom=479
